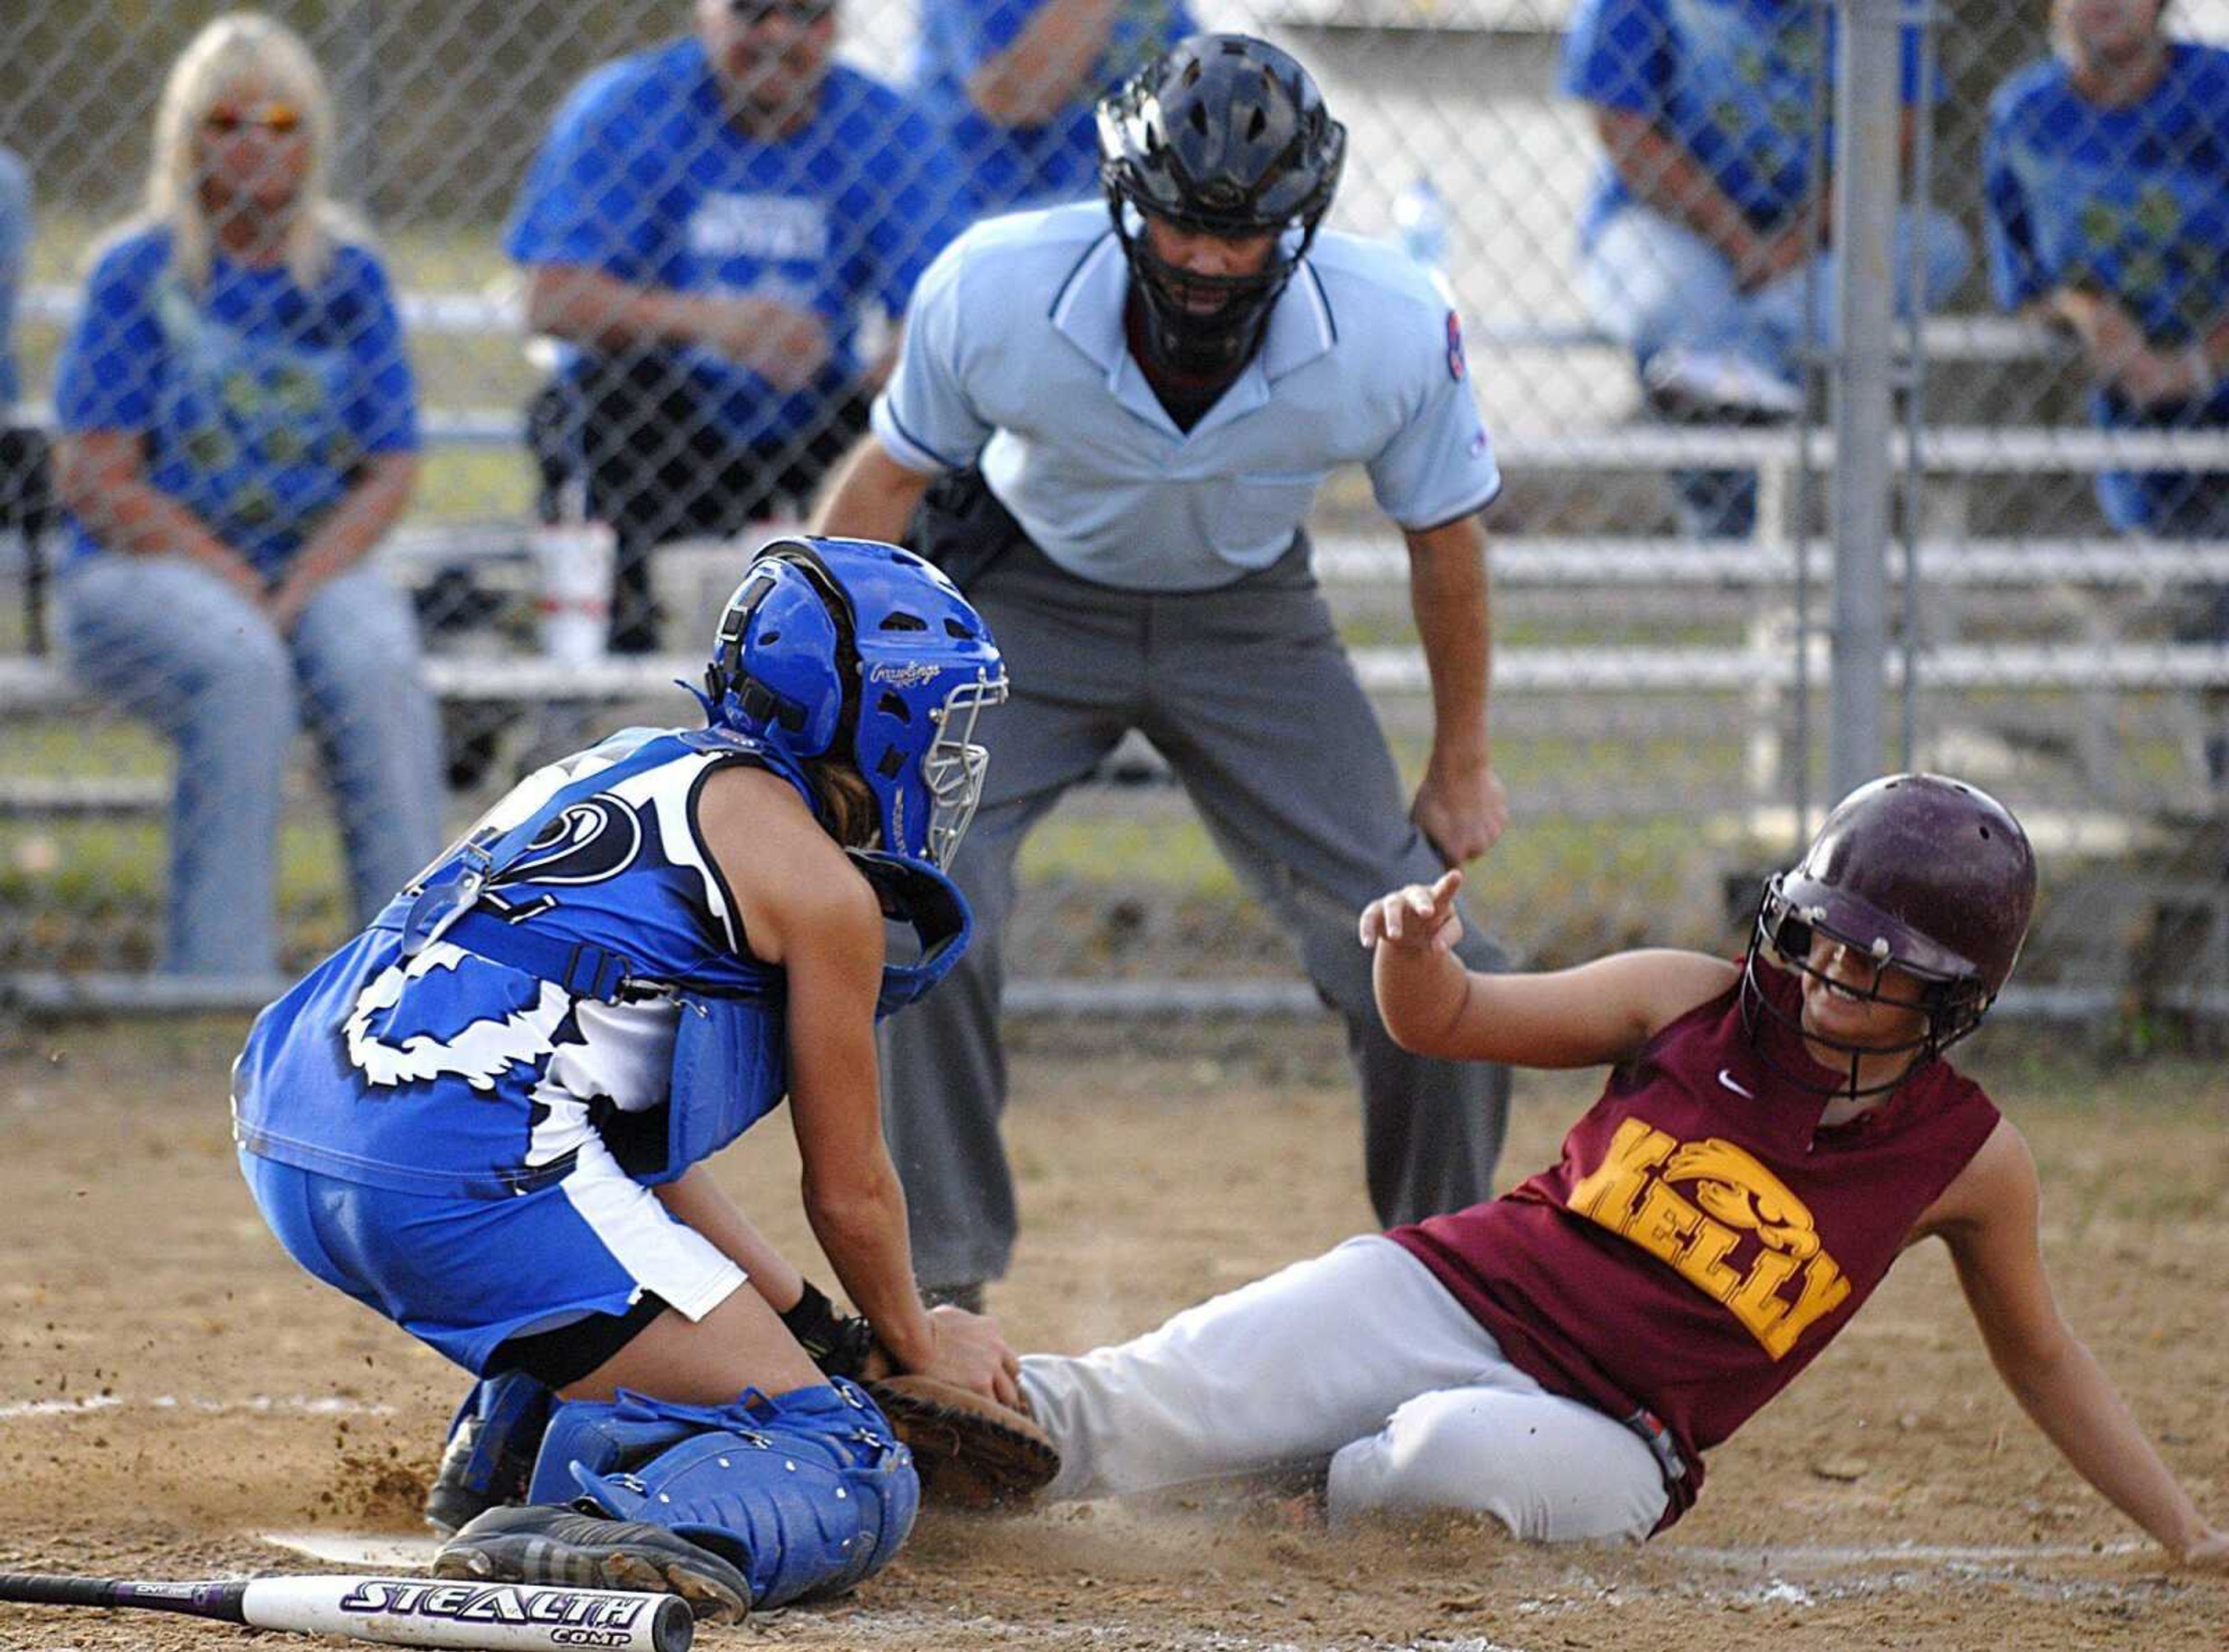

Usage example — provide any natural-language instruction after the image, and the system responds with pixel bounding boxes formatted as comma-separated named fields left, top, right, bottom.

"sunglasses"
left=726, top=0, right=835, bottom=24
left=203, top=100, right=303, bottom=135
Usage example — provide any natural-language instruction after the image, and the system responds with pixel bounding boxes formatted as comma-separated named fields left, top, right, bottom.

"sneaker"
left=1643, top=344, right=1803, bottom=424
left=432, top=1502, right=752, bottom=1624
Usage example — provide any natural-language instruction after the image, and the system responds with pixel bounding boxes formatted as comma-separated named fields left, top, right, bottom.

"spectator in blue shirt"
left=1986, top=0, right=2229, bottom=784
left=51, top=13, right=443, bottom=981
left=508, top=0, right=968, bottom=651
left=0, top=144, right=30, bottom=415
left=912, top=0, right=1193, bottom=218
left=1983, top=0, right=2229, bottom=539
left=1561, top=0, right=1970, bottom=536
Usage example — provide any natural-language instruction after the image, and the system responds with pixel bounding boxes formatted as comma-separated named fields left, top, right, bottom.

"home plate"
left=262, top=1529, right=445, bottom=1570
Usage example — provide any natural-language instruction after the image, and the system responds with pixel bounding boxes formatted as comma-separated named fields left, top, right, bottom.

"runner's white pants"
left=1018, top=1236, right=1669, bottom=1542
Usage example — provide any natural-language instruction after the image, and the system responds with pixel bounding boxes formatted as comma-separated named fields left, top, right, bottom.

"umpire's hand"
left=1413, top=755, right=1509, bottom=865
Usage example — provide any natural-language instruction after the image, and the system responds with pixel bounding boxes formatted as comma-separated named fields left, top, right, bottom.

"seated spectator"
left=508, top=0, right=966, bottom=652
left=1987, top=0, right=2229, bottom=785
left=1984, top=0, right=2229, bottom=540
left=0, top=143, right=29, bottom=416
left=52, top=12, right=443, bottom=980
left=912, top=0, right=1193, bottom=219
left=1562, top=0, right=1970, bottom=536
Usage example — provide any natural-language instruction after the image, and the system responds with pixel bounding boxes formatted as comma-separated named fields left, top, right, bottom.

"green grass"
left=419, top=444, right=536, bottom=521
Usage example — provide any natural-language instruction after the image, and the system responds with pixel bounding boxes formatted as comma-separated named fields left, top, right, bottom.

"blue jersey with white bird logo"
left=233, top=727, right=806, bottom=1199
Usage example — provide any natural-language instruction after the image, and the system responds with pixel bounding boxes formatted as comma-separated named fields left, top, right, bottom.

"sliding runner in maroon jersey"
left=1015, top=774, right=2227, bottom=1562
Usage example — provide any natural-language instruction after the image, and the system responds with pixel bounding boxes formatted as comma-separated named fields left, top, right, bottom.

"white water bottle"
left=532, top=477, right=616, bottom=666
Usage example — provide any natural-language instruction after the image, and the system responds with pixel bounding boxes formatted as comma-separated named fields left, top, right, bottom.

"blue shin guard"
left=424, top=1370, right=554, bottom=1534
left=526, top=1379, right=919, bottom=1609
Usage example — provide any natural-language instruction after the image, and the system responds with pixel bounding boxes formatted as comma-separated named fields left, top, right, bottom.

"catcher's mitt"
left=865, top=1374, right=1059, bottom=1510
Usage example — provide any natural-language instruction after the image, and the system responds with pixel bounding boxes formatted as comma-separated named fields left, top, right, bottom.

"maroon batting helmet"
left=1741, top=773, right=2037, bottom=1094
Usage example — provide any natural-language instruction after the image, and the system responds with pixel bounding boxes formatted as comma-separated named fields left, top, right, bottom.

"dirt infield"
left=1, top=1017, right=2223, bottom=1650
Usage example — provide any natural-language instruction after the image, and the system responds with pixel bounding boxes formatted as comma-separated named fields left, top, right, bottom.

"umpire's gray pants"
left=882, top=533, right=1510, bottom=1289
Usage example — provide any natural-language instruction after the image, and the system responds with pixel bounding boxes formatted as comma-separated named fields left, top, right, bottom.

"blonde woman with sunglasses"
left=52, top=12, right=442, bottom=981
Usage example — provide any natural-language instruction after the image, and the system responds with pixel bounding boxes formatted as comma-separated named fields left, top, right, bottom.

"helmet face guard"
left=1097, top=33, right=1347, bottom=378
left=861, top=648, right=1007, bottom=872
left=1738, top=773, right=2036, bottom=1101
left=704, top=537, right=1008, bottom=868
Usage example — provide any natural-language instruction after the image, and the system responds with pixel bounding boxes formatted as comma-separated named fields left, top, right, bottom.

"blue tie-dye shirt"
left=55, top=225, right=419, bottom=575
left=1983, top=42, right=2229, bottom=529
left=1985, top=42, right=2229, bottom=352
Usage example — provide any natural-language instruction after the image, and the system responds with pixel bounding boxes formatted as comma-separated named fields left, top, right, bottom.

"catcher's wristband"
left=780, top=1279, right=878, bottom=1379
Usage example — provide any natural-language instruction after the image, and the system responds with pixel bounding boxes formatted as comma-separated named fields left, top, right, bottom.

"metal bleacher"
left=7, top=279, right=2229, bottom=1020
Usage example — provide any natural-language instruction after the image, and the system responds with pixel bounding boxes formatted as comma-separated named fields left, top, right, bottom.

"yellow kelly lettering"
left=1567, top=1119, right=1678, bottom=1234
left=1725, top=1247, right=1801, bottom=1349
left=1675, top=1216, right=1744, bottom=1300
left=1574, top=1123, right=1852, bottom=1360
left=1761, top=1255, right=1853, bottom=1359
left=1626, top=1179, right=1704, bottom=1264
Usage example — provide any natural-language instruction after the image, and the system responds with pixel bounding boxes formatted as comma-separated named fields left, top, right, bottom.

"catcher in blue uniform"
left=233, top=538, right=1054, bottom=1621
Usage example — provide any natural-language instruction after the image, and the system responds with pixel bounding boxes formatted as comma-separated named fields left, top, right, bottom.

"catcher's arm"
left=697, top=768, right=939, bottom=1369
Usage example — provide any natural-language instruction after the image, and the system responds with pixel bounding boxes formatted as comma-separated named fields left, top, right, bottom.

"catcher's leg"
left=1018, top=1236, right=1506, bottom=1502
left=435, top=1379, right=918, bottom=1621
left=1326, top=1383, right=1668, bottom=1541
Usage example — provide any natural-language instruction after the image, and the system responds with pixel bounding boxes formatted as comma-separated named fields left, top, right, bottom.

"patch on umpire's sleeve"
left=1445, top=309, right=1467, bottom=381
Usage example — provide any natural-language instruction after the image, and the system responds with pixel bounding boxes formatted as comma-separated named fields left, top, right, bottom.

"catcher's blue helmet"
left=703, top=537, right=1007, bottom=868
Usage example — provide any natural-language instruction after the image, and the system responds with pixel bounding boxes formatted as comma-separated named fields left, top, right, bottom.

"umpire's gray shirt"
left=871, top=201, right=1503, bottom=591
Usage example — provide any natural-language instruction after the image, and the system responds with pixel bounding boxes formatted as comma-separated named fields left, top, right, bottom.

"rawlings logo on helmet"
left=870, top=662, right=945, bottom=689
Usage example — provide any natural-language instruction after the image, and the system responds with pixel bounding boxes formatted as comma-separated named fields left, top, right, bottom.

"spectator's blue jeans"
left=1578, top=201, right=1972, bottom=383
left=0, top=146, right=31, bottom=412
left=62, top=554, right=445, bottom=977
left=1579, top=203, right=1972, bottom=536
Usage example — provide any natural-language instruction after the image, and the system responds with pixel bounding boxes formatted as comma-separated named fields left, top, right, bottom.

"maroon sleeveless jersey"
left=1387, top=961, right=2000, bottom=1528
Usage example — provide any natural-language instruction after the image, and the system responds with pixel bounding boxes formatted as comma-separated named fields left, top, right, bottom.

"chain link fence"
left=2, top=0, right=2227, bottom=1019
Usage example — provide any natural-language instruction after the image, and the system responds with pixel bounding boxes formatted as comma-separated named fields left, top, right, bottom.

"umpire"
left=814, top=34, right=1512, bottom=1307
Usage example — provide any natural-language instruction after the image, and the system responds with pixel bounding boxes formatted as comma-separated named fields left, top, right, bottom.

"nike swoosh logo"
left=1717, top=1069, right=1756, bottom=1099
